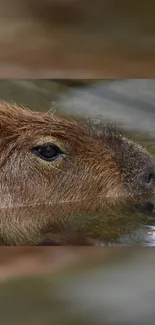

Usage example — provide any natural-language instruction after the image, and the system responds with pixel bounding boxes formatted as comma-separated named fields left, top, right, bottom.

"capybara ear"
left=0, top=101, right=29, bottom=118
left=0, top=101, right=31, bottom=133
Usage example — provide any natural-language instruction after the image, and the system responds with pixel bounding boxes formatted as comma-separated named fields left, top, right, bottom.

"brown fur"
left=0, top=102, right=154, bottom=245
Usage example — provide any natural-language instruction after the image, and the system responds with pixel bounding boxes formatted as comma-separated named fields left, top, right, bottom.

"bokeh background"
left=0, top=0, right=155, bottom=77
left=1, top=247, right=155, bottom=325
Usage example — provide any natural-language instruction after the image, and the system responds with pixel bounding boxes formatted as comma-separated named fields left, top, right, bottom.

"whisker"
left=0, top=192, right=149, bottom=210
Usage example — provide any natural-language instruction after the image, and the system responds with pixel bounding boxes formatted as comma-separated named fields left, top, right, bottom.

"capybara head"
left=0, top=102, right=154, bottom=245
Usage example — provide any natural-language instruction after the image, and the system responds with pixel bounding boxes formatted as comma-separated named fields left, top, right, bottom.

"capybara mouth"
left=134, top=202, right=155, bottom=214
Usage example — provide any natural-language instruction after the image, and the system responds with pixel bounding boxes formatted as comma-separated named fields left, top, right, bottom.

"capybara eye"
left=31, top=142, right=64, bottom=161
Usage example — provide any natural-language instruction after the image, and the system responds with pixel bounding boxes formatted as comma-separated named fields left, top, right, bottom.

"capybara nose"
left=139, top=165, right=155, bottom=189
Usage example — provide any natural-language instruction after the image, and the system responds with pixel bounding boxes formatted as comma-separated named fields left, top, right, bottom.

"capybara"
left=0, top=102, right=154, bottom=245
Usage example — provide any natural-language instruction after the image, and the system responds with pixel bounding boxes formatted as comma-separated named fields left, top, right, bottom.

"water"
left=0, top=79, right=154, bottom=245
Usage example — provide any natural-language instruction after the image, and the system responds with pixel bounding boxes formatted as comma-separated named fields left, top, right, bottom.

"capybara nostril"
left=139, top=166, right=155, bottom=189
